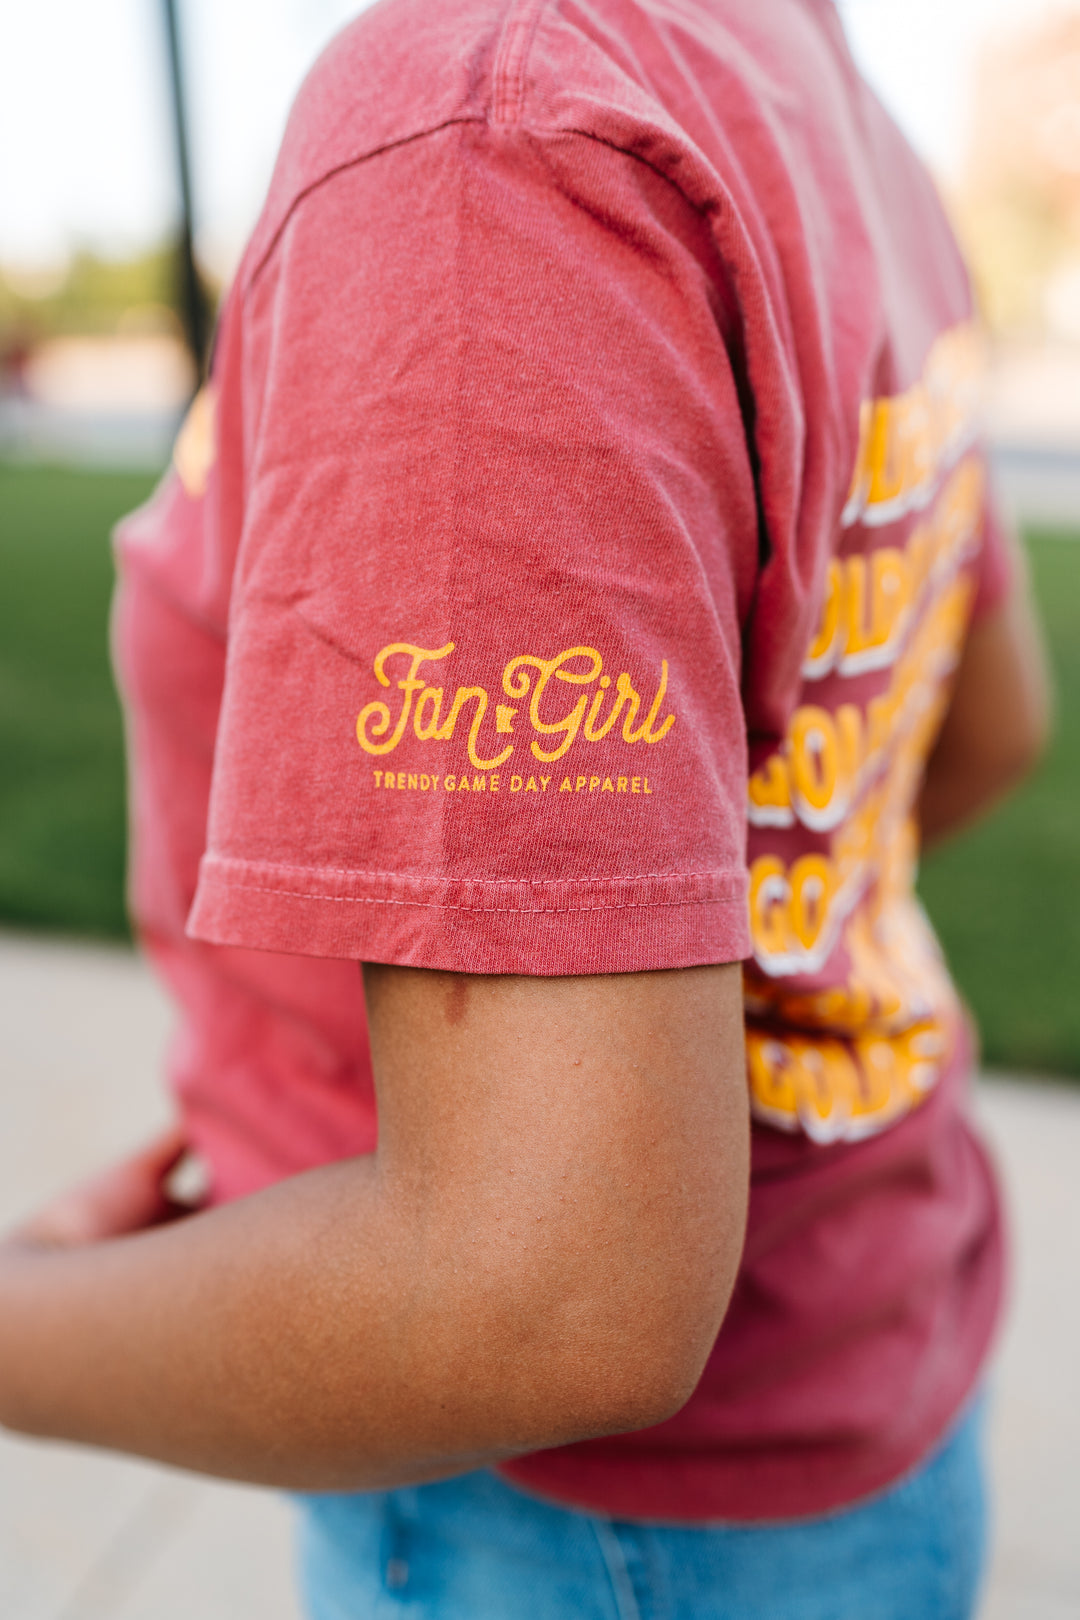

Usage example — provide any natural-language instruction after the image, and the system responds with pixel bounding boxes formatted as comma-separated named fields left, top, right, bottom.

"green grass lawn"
left=919, top=530, right=1080, bottom=1075
left=0, top=462, right=1077, bottom=1074
left=0, top=463, right=156, bottom=939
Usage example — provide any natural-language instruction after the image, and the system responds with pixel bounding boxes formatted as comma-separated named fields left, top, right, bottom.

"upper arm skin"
left=919, top=573, right=1052, bottom=850
left=362, top=961, right=749, bottom=1444
left=0, top=964, right=748, bottom=1491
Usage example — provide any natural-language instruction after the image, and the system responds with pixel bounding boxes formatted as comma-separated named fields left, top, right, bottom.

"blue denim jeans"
left=294, top=1396, right=988, bottom=1620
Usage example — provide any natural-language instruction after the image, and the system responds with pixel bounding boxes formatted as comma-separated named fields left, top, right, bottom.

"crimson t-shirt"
left=114, top=0, right=1013, bottom=1520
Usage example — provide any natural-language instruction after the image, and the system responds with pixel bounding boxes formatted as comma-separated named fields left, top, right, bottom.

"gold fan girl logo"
left=356, top=643, right=676, bottom=770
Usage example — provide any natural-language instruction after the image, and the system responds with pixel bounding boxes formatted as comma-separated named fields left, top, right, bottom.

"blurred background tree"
left=954, top=10, right=1080, bottom=340
left=0, top=248, right=180, bottom=342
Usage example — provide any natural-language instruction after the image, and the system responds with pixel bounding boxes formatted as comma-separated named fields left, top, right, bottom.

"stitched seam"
left=199, top=881, right=743, bottom=916
left=590, top=1519, right=643, bottom=1620
left=492, top=0, right=548, bottom=126
left=203, top=859, right=739, bottom=886
left=245, top=112, right=721, bottom=297
left=245, top=117, right=487, bottom=291
left=528, top=122, right=720, bottom=225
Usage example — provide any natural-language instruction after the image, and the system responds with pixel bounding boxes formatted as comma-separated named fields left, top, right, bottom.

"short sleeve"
left=187, top=122, right=760, bottom=975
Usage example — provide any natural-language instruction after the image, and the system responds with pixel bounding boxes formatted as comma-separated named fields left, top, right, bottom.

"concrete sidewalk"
left=0, top=931, right=1077, bottom=1619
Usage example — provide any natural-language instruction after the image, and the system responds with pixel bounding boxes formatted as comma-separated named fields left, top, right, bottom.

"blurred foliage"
left=953, top=10, right=1080, bottom=339
left=0, top=464, right=1078, bottom=1076
left=0, top=242, right=218, bottom=352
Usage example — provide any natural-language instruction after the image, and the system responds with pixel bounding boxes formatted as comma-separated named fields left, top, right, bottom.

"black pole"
left=161, top=0, right=208, bottom=377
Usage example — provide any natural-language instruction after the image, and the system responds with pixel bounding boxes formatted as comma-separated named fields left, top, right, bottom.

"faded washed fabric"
left=294, top=1396, right=988, bottom=1620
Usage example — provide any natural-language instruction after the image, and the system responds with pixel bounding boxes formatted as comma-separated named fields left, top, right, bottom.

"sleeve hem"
left=187, top=854, right=751, bottom=974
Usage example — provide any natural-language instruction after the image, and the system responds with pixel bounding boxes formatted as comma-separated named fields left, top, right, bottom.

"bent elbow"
left=588, top=1331, right=720, bottom=1435
left=518, top=1254, right=741, bottom=1445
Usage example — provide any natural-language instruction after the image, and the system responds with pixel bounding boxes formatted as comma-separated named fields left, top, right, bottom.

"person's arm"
left=0, top=962, right=748, bottom=1490
left=918, top=574, right=1051, bottom=851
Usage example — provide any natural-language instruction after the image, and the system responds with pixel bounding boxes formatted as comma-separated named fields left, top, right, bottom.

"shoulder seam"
left=543, top=123, right=719, bottom=224
left=245, top=0, right=554, bottom=288
left=243, top=116, right=487, bottom=293
left=244, top=112, right=721, bottom=303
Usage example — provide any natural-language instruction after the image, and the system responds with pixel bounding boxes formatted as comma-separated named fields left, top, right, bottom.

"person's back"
left=2, top=3, right=1050, bottom=1615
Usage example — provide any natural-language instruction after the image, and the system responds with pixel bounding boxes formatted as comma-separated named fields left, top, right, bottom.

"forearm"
left=0, top=1158, right=551, bottom=1490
